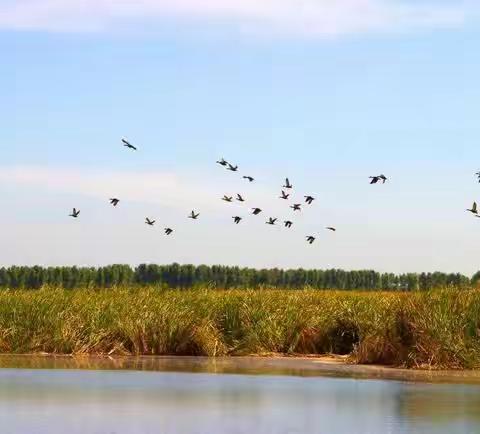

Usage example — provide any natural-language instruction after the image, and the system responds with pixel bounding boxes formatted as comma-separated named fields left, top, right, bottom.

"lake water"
left=0, top=356, right=479, bottom=434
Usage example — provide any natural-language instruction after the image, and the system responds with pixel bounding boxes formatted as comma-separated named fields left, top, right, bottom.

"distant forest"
left=0, top=264, right=477, bottom=290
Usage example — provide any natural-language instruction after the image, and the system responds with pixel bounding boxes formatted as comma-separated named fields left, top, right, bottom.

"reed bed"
left=0, top=287, right=478, bottom=369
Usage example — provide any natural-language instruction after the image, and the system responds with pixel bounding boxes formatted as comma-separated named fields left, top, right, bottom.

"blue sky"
left=3, top=1, right=480, bottom=274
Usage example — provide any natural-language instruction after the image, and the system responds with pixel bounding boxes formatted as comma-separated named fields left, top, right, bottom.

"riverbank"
left=1, top=354, right=480, bottom=385
left=0, top=288, right=479, bottom=369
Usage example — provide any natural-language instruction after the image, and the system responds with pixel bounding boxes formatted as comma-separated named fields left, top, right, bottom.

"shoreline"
left=1, top=354, right=480, bottom=385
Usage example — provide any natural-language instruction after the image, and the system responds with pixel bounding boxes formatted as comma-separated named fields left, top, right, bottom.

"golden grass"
left=0, top=287, right=478, bottom=369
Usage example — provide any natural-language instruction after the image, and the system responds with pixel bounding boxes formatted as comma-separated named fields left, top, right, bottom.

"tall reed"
left=0, top=287, right=478, bottom=369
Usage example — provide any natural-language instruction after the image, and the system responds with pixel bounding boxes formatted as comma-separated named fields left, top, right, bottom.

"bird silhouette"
left=189, top=210, right=200, bottom=219
left=283, top=178, right=293, bottom=189
left=236, top=194, right=245, bottom=202
left=266, top=217, right=277, bottom=225
left=306, top=236, right=316, bottom=244
left=370, top=174, right=387, bottom=184
left=243, top=176, right=254, bottom=182
left=467, top=202, right=478, bottom=214
left=476, top=172, right=480, bottom=182
left=109, top=198, right=120, bottom=207
left=222, top=195, right=233, bottom=203
left=233, top=216, right=242, bottom=224
left=279, top=190, right=290, bottom=200
left=145, top=218, right=155, bottom=226
left=304, top=195, right=315, bottom=205
left=122, top=138, right=137, bottom=151
left=284, top=220, right=293, bottom=228
left=326, top=227, right=336, bottom=232
left=216, top=158, right=228, bottom=166
left=227, top=164, right=238, bottom=172
left=164, top=228, right=174, bottom=235
left=252, top=208, right=262, bottom=215
left=69, top=208, right=80, bottom=218
left=291, top=204, right=301, bottom=212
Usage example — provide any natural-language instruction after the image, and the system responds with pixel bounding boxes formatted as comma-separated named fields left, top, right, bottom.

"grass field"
left=0, top=287, right=478, bottom=369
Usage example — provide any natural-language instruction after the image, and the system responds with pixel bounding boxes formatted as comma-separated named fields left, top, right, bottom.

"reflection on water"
left=0, top=357, right=479, bottom=434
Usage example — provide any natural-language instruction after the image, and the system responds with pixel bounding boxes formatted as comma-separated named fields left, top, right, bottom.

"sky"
left=3, top=0, right=480, bottom=274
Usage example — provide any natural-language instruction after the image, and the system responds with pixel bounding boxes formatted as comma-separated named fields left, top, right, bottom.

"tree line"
left=0, top=264, right=476, bottom=291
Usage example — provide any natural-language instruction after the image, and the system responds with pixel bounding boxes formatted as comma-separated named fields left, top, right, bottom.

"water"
left=0, top=357, right=479, bottom=434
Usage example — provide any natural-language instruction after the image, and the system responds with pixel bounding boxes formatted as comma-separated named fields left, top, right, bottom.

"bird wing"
left=474, top=202, right=478, bottom=212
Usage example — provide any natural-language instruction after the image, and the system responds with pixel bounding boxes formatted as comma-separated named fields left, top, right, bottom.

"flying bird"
left=216, top=158, right=228, bottom=167
left=243, top=176, right=254, bottom=182
left=266, top=217, right=277, bottom=225
left=370, top=174, right=387, bottom=184
left=306, top=236, right=316, bottom=244
left=283, top=178, right=293, bottom=189
left=279, top=190, right=290, bottom=200
left=145, top=218, right=155, bottom=226
left=164, top=228, right=174, bottom=235
left=304, top=195, right=315, bottom=205
left=326, top=227, right=336, bottom=232
left=109, top=198, right=120, bottom=207
left=252, top=208, right=262, bottom=215
left=189, top=210, right=200, bottom=220
left=233, top=216, right=242, bottom=224
left=291, top=204, right=301, bottom=212
left=69, top=208, right=80, bottom=218
left=227, top=164, right=238, bottom=172
left=222, top=195, right=233, bottom=203
left=122, top=138, right=137, bottom=151
left=284, top=220, right=293, bottom=228
left=236, top=194, right=245, bottom=202
left=467, top=202, right=478, bottom=215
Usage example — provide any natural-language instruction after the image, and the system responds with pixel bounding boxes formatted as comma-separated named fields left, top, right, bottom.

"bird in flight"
left=227, top=163, right=238, bottom=172
left=284, top=220, right=293, bottom=228
left=370, top=174, right=388, bottom=184
left=109, top=198, right=120, bottom=207
left=189, top=210, right=200, bottom=220
left=476, top=172, right=480, bottom=182
left=164, top=228, right=174, bottom=235
left=283, top=178, right=293, bottom=189
left=252, top=208, right=262, bottom=215
left=279, top=190, right=290, bottom=200
left=304, top=195, right=315, bottom=205
left=326, top=227, right=336, bottom=232
left=216, top=158, right=228, bottom=167
left=291, top=204, right=301, bottom=212
left=467, top=202, right=478, bottom=215
left=306, top=236, right=316, bottom=244
left=122, top=138, right=137, bottom=151
left=222, top=195, right=233, bottom=203
left=243, top=176, right=254, bottom=182
left=236, top=194, right=245, bottom=202
left=233, top=216, right=242, bottom=224
left=266, top=217, right=277, bottom=225
left=69, top=208, right=80, bottom=218
left=145, top=218, right=155, bottom=226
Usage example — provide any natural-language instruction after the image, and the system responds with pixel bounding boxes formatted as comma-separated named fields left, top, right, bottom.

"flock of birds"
left=68, top=138, right=391, bottom=245
left=68, top=139, right=480, bottom=246
left=213, top=156, right=352, bottom=244
left=466, top=172, right=480, bottom=219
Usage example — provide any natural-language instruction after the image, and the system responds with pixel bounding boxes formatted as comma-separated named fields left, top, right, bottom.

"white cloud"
left=0, top=165, right=221, bottom=212
left=0, top=0, right=470, bottom=37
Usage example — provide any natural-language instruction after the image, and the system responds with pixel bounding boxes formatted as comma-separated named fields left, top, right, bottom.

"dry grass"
left=0, top=287, right=478, bottom=369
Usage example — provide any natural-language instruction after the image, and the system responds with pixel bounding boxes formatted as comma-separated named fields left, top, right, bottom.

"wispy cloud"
left=0, top=165, right=221, bottom=212
left=0, top=0, right=471, bottom=38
